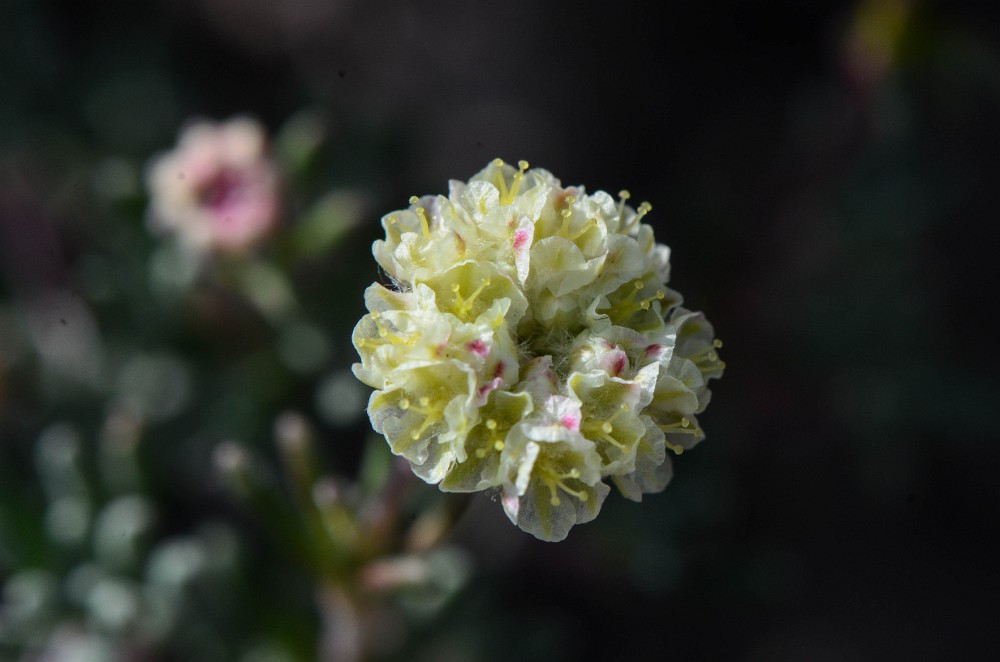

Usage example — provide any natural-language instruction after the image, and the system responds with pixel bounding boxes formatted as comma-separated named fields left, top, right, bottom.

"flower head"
left=146, top=117, right=279, bottom=254
left=354, top=159, right=724, bottom=541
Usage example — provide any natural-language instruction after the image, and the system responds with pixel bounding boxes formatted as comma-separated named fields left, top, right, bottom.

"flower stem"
left=317, top=582, right=364, bottom=662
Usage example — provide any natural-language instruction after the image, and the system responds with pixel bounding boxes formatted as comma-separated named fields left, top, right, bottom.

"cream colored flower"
left=146, top=117, right=278, bottom=254
left=354, top=159, right=724, bottom=541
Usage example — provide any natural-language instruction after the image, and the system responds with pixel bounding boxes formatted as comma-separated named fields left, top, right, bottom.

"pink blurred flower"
left=146, top=117, right=279, bottom=254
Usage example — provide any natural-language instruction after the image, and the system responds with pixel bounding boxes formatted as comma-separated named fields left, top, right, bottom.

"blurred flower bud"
left=146, top=117, right=279, bottom=255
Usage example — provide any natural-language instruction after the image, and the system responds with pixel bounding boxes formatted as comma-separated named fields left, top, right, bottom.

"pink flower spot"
left=466, top=339, right=488, bottom=357
left=477, top=377, right=502, bottom=404
left=493, top=361, right=506, bottom=379
left=561, top=415, right=580, bottom=431
left=645, top=343, right=661, bottom=355
left=600, top=349, right=628, bottom=376
left=202, top=169, right=245, bottom=217
left=513, top=229, right=529, bottom=251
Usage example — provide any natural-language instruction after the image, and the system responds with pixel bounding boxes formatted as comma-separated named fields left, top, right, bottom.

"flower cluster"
left=146, top=117, right=279, bottom=254
left=353, top=160, right=724, bottom=541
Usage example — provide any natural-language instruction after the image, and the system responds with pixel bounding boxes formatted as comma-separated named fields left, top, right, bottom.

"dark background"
left=3, top=0, right=1000, bottom=659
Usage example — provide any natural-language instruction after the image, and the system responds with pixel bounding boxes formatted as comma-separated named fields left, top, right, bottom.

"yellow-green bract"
left=353, top=160, right=724, bottom=541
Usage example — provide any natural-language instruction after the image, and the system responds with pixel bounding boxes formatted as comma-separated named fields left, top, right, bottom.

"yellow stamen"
left=451, top=278, right=491, bottom=317
left=617, top=189, right=631, bottom=224
left=658, top=414, right=703, bottom=446
left=571, top=218, right=597, bottom=241
left=688, top=345, right=721, bottom=365
left=409, top=196, right=430, bottom=239
left=658, top=417, right=691, bottom=432
left=601, top=280, right=665, bottom=323
left=558, top=208, right=573, bottom=237
left=494, top=159, right=530, bottom=205
left=540, top=466, right=588, bottom=506
left=583, top=403, right=630, bottom=451
left=385, top=215, right=401, bottom=242
left=402, top=394, right=446, bottom=441
left=556, top=481, right=587, bottom=501
left=492, top=159, right=509, bottom=202
left=621, top=200, right=652, bottom=234
left=476, top=418, right=506, bottom=458
left=546, top=482, right=560, bottom=506
left=607, top=281, right=643, bottom=317
left=370, top=312, right=416, bottom=347
left=638, top=290, right=666, bottom=311
left=661, top=419, right=702, bottom=455
left=507, top=160, right=529, bottom=202
left=624, top=279, right=644, bottom=300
